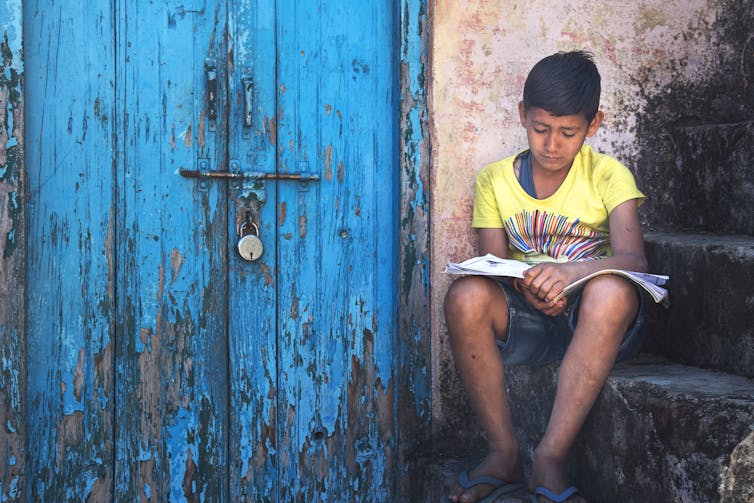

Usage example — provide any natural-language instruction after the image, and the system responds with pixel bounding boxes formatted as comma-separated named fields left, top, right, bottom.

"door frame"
left=0, top=0, right=430, bottom=500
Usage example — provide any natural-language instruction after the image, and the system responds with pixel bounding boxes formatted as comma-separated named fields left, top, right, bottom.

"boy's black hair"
left=523, top=51, right=601, bottom=122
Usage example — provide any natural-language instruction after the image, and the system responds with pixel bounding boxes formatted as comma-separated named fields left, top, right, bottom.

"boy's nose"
left=544, top=133, right=557, bottom=151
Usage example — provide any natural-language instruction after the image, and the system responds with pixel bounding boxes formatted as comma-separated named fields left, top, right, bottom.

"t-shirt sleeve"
left=596, top=159, right=646, bottom=213
left=472, top=166, right=505, bottom=228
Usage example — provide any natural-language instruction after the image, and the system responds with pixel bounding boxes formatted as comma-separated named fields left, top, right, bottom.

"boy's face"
left=518, top=103, right=603, bottom=175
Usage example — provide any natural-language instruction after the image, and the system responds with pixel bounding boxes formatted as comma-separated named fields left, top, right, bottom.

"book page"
left=556, top=269, right=669, bottom=306
left=446, top=255, right=669, bottom=306
left=444, top=254, right=531, bottom=278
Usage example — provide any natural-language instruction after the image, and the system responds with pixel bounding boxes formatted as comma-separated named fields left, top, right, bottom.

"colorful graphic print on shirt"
left=504, top=209, right=609, bottom=261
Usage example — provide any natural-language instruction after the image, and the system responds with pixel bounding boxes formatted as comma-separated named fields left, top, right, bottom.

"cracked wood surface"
left=1, top=1, right=25, bottom=500
left=14, top=1, right=431, bottom=501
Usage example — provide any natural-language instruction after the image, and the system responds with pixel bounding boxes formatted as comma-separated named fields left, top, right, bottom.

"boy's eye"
left=534, top=128, right=547, bottom=134
left=562, top=132, right=575, bottom=138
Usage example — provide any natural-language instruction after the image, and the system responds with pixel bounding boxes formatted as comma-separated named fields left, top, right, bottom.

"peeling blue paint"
left=0, top=348, right=20, bottom=411
left=6, top=476, right=20, bottom=499
left=61, top=381, right=84, bottom=416
left=83, top=472, right=98, bottom=499
left=1, top=3, right=25, bottom=499
left=3, top=102, right=14, bottom=150
left=18, top=0, right=429, bottom=500
left=167, top=406, right=197, bottom=501
left=137, top=447, right=152, bottom=463
left=396, top=1, right=432, bottom=498
left=0, top=1, right=22, bottom=73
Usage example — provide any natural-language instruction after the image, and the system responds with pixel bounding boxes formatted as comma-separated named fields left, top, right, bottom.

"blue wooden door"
left=226, top=1, right=399, bottom=501
left=23, top=1, right=400, bottom=500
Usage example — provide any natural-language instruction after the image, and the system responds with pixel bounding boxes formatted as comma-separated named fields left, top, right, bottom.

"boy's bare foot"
left=530, top=450, right=586, bottom=503
left=447, top=449, right=523, bottom=503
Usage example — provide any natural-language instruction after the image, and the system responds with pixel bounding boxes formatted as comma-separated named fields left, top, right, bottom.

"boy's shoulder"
left=576, top=145, right=625, bottom=170
left=577, top=145, right=645, bottom=208
left=578, top=146, right=641, bottom=184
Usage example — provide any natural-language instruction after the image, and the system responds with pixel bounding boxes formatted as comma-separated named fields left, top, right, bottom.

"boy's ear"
left=518, top=101, right=527, bottom=126
left=586, top=111, right=604, bottom=137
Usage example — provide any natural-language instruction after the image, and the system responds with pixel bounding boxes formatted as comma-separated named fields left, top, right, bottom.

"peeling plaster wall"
left=428, top=0, right=752, bottom=436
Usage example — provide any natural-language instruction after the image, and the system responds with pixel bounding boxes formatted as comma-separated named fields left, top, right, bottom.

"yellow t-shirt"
left=472, top=145, right=645, bottom=263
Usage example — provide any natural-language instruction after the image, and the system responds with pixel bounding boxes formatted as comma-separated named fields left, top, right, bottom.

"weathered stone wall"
left=631, top=1, right=754, bottom=234
left=428, top=0, right=754, bottom=436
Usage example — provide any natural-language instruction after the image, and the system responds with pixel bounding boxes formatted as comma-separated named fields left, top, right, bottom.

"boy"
left=444, top=51, right=647, bottom=503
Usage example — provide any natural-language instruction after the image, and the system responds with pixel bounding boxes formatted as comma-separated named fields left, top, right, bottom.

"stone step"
left=420, top=357, right=754, bottom=502
left=643, top=231, right=754, bottom=378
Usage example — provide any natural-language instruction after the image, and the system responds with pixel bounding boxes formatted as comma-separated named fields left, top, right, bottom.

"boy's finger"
left=521, top=264, right=542, bottom=285
left=513, top=278, right=523, bottom=293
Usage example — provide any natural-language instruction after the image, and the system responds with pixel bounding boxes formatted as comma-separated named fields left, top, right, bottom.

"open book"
left=444, top=253, right=669, bottom=307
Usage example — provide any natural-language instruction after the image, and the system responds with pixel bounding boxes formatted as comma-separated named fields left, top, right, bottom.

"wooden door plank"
left=0, top=1, right=25, bottom=500
left=114, top=1, right=229, bottom=500
left=397, top=0, right=433, bottom=498
left=275, top=2, right=399, bottom=500
left=226, top=1, right=280, bottom=501
left=22, top=1, right=116, bottom=500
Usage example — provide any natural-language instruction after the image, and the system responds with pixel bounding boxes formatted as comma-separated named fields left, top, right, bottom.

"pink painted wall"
left=428, top=0, right=731, bottom=430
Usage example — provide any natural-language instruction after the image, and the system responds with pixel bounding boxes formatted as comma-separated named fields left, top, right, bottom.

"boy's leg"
left=444, top=276, right=522, bottom=503
left=531, top=275, right=639, bottom=502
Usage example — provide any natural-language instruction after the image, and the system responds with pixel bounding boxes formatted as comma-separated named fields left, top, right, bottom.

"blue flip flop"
left=530, top=485, right=580, bottom=502
left=456, top=470, right=525, bottom=497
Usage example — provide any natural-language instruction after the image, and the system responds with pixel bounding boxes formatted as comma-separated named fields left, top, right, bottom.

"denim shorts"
left=495, top=282, right=646, bottom=365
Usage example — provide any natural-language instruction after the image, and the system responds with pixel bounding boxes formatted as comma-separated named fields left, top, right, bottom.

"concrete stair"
left=420, top=231, right=754, bottom=502
left=644, top=232, right=754, bottom=378
left=421, top=358, right=754, bottom=503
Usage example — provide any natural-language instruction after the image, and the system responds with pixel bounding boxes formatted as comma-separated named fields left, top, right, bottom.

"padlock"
left=238, top=222, right=264, bottom=261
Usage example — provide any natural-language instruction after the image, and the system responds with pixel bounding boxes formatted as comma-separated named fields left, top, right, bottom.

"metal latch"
left=180, top=163, right=319, bottom=199
left=178, top=169, right=320, bottom=181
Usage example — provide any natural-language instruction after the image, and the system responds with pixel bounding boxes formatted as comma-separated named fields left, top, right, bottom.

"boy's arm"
left=477, top=227, right=509, bottom=258
left=603, top=198, right=648, bottom=272
left=521, top=198, right=647, bottom=309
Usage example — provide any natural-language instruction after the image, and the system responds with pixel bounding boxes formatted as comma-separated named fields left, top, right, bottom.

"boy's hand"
left=515, top=278, right=567, bottom=316
left=515, top=263, right=577, bottom=316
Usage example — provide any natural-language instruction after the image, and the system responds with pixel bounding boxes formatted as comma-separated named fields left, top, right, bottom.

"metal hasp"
left=179, top=169, right=321, bottom=181
left=242, top=74, right=254, bottom=127
left=205, top=59, right=217, bottom=122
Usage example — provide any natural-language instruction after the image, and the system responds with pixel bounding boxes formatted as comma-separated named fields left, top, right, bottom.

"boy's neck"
left=531, top=161, right=573, bottom=199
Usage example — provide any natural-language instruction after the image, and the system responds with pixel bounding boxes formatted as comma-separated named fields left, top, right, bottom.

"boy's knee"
left=444, top=276, right=496, bottom=317
left=580, top=275, right=638, bottom=319
left=444, top=277, right=512, bottom=343
left=444, top=276, right=477, bottom=314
